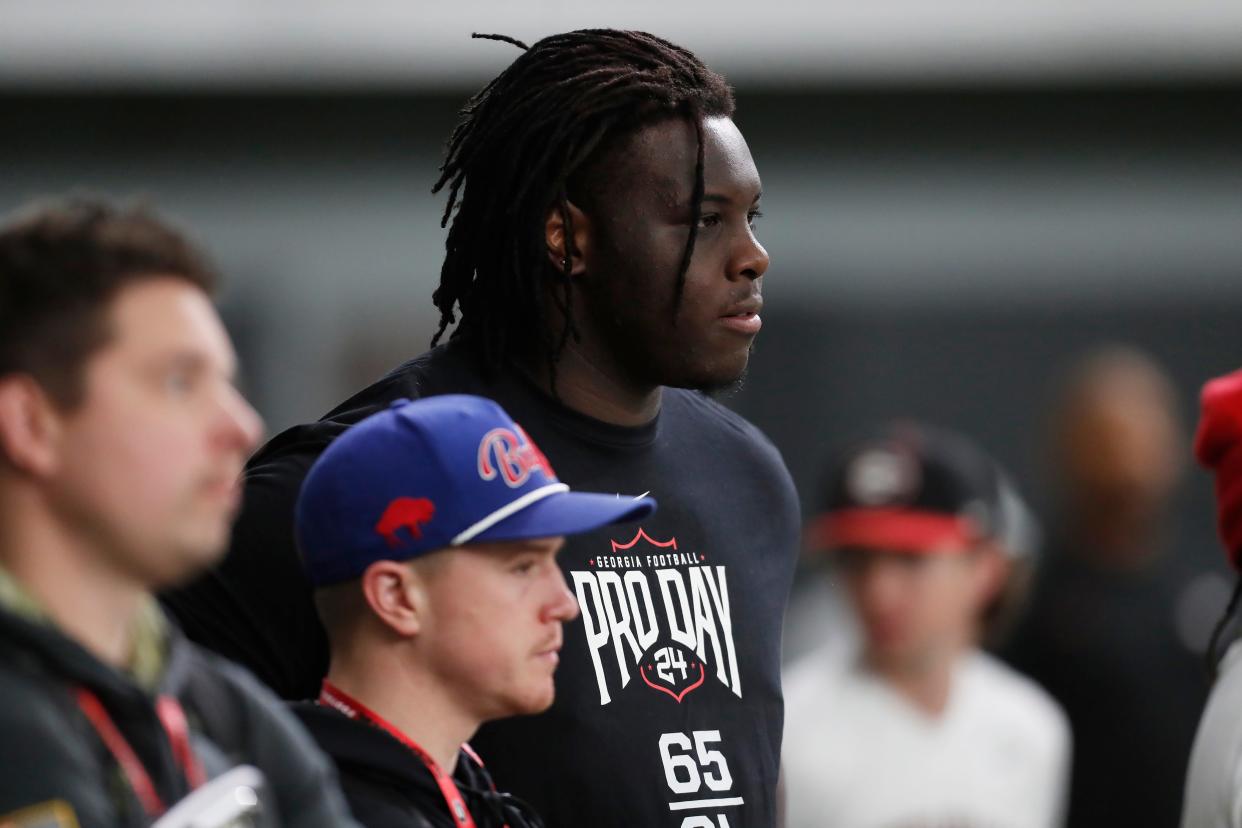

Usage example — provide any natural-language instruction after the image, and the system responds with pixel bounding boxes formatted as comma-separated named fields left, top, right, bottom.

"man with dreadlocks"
left=164, top=29, right=797, bottom=828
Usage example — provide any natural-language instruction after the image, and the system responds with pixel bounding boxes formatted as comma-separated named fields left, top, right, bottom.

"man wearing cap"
left=288, top=395, right=654, bottom=828
left=782, top=423, right=1070, bottom=828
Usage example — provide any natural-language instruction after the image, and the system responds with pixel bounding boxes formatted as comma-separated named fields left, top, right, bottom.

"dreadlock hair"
left=430, top=29, right=736, bottom=384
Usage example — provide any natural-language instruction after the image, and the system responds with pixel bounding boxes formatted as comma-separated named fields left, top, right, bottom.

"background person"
left=783, top=423, right=1069, bottom=828
left=1004, top=345, right=1208, bottom=828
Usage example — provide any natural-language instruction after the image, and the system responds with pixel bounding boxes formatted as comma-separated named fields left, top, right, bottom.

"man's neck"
left=520, top=340, right=662, bottom=427
left=867, top=647, right=964, bottom=718
left=1070, top=511, right=1165, bottom=571
left=326, top=651, right=478, bottom=774
left=0, top=489, right=144, bottom=668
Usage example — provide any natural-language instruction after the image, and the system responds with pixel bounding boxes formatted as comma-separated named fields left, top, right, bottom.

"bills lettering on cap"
left=477, top=425, right=556, bottom=487
left=296, top=394, right=654, bottom=587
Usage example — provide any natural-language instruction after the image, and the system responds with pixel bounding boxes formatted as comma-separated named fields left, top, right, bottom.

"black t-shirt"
left=163, top=339, right=800, bottom=828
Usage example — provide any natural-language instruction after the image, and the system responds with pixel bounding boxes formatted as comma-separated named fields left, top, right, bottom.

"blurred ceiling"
left=2, top=0, right=1241, bottom=90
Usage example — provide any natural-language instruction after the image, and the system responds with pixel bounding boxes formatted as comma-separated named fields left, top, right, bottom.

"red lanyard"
left=74, top=687, right=207, bottom=817
left=319, top=680, right=478, bottom=828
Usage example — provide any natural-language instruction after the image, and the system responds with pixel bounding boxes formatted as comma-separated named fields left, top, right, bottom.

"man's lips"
left=535, top=638, right=563, bottom=664
left=202, top=470, right=244, bottom=512
left=719, top=297, right=763, bottom=336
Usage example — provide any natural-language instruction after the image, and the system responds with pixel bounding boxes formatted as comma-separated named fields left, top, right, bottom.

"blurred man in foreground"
left=288, top=395, right=654, bottom=827
left=0, top=199, right=358, bottom=827
left=783, top=423, right=1069, bottom=828
left=1182, top=368, right=1242, bottom=827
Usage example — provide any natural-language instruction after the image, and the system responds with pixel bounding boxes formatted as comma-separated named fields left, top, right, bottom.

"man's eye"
left=164, top=372, right=194, bottom=396
left=511, top=560, right=537, bottom=575
left=748, top=209, right=764, bottom=228
left=697, top=213, right=721, bottom=229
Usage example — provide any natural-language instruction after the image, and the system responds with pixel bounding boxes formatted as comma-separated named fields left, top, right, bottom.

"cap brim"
left=809, top=508, right=977, bottom=555
left=470, top=490, right=656, bottom=544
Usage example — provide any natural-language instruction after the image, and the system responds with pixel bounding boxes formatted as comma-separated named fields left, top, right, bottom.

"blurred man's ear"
left=0, top=375, right=62, bottom=477
left=360, top=559, right=428, bottom=638
left=971, top=545, right=1011, bottom=613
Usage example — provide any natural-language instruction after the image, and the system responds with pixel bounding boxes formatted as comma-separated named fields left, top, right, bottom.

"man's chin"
left=700, top=368, right=749, bottom=398
left=500, top=688, right=556, bottom=719
left=674, top=355, right=751, bottom=396
left=159, top=536, right=230, bottom=587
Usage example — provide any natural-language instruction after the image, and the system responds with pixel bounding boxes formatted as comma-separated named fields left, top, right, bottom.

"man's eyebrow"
left=166, top=349, right=239, bottom=383
left=701, top=190, right=763, bottom=206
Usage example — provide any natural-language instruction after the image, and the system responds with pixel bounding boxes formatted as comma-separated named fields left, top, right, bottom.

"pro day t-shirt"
left=162, top=339, right=800, bottom=828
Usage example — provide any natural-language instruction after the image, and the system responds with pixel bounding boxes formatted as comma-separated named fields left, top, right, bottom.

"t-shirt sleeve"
left=162, top=431, right=334, bottom=701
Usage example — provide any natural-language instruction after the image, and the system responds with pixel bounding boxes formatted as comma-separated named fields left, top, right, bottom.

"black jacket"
left=290, top=703, right=543, bottom=828
left=0, top=604, right=358, bottom=827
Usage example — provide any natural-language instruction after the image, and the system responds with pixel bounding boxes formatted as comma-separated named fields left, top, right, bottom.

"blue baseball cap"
left=296, top=395, right=657, bottom=587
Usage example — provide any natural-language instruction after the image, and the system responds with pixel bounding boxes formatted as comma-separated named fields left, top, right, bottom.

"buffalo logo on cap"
left=375, top=497, right=436, bottom=549
left=477, top=425, right=556, bottom=488
left=847, top=446, right=921, bottom=506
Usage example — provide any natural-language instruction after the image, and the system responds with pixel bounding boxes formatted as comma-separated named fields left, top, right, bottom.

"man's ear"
left=0, top=375, right=63, bottom=477
left=972, top=545, right=1011, bottom=609
left=360, top=559, right=426, bottom=638
left=544, top=199, right=591, bottom=276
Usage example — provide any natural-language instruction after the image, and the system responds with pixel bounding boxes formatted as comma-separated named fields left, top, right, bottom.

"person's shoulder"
left=178, top=641, right=313, bottom=744
left=965, top=651, right=1070, bottom=752
left=966, top=651, right=1065, bottom=718
left=288, top=701, right=444, bottom=828
left=663, top=389, right=789, bottom=470
left=0, top=661, right=107, bottom=823
left=177, top=643, right=362, bottom=821
left=783, top=648, right=867, bottom=736
left=1215, top=639, right=1242, bottom=693
left=246, top=341, right=486, bottom=475
left=325, top=340, right=488, bottom=421
left=784, top=647, right=850, bottom=701
left=664, top=388, right=763, bottom=438
left=1181, top=641, right=1242, bottom=828
left=1195, top=639, right=1242, bottom=753
left=0, top=660, right=75, bottom=745
left=781, top=651, right=871, bottom=782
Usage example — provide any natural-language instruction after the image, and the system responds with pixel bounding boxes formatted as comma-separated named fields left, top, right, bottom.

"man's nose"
left=545, top=568, right=580, bottom=623
left=215, top=382, right=264, bottom=454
